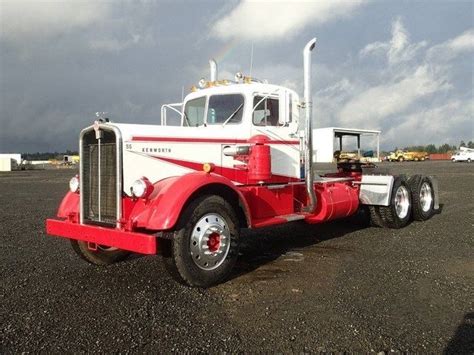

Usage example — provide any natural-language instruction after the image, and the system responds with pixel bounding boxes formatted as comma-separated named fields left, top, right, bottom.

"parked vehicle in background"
left=388, top=150, right=412, bottom=162
left=451, top=147, right=474, bottom=162
left=411, top=151, right=429, bottom=161
left=388, top=150, right=428, bottom=162
left=63, top=155, right=80, bottom=165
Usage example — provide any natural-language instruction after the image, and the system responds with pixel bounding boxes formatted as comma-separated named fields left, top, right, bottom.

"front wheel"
left=163, top=195, right=240, bottom=288
left=70, top=240, right=131, bottom=265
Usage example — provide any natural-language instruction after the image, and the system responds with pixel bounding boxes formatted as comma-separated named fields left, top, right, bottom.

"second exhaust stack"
left=209, top=59, right=218, bottom=81
left=303, top=38, right=317, bottom=213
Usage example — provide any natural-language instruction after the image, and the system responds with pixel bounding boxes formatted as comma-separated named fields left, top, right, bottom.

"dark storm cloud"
left=0, top=1, right=472, bottom=153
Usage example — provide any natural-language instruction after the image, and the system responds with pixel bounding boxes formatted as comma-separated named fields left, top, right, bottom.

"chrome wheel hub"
left=419, top=182, right=433, bottom=212
left=394, top=185, right=410, bottom=219
left=190, top=213, right=230, bottom=270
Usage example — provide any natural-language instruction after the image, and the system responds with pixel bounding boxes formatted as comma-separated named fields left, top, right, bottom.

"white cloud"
left=427, top=28, right=474, bottom=61
left=384, top=100, right=474, bottom=146
left=211, top=0, right=369, bottom=41
left=0, top=1, right=109, bottom=41
left=339, top=65, right=451, bottom=127
left=360, top=17, right=427, bottom=64
left=337, top=18, right=473, bottom=146
left=314, top=78, right=356, bottom=127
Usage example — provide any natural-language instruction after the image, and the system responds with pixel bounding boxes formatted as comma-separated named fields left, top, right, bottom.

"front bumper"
left=46, top=219, right=157, bottom=254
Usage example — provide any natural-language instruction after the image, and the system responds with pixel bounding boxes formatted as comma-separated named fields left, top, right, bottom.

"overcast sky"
left=0, top=0, right=473, bottom=153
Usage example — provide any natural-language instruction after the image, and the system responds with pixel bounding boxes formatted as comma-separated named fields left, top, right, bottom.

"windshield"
left=207, top=94, right=244, bottom=125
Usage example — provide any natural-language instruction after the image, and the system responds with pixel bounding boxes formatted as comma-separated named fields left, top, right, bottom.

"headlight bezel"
left=69, top=175, right=80, bottom=193
left=131, top=177, right=154, bottom=199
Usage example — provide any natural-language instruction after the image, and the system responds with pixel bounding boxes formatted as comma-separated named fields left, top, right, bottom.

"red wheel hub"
left=207, top=232, right=221, bottom=252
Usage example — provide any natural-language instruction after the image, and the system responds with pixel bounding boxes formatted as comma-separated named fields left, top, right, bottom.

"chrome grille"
left=81, top=129, right=118, bottom=226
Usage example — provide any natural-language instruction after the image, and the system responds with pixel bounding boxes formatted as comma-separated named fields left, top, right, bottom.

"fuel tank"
left=305, top=181, right=359, bottom=223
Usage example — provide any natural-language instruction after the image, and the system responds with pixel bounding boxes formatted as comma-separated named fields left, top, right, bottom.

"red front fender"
left=57, top=191, right=79, bottom=222
left=129, top=172, right=251, bottom=231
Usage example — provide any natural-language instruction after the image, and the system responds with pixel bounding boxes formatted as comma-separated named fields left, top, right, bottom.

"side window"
left=207, top=94, right=244, bottom=125
left=184, top=96, right=206, bottom=126
left=252, top=96, right=279, bottom=126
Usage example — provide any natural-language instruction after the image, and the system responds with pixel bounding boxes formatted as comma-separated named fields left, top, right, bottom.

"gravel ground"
left=1, top=161, right=473, bottom=353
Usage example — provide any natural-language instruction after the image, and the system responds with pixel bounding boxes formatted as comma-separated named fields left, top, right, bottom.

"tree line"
left=22, top=150, right=78, bottom=161
left=394, top=141, right=474, bottom=154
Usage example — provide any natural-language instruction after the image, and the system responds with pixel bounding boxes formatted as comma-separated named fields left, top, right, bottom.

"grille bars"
left=79, top=124, right=123, bottom=228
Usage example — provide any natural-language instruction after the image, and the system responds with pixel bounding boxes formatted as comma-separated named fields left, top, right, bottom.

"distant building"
left=0, top=153, right=21, bottom=165
left=0, top=154, right=21, bottom=171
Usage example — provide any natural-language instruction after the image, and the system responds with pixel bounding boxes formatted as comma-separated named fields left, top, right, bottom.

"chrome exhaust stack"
left=209, top=59, right=218, bottom=81
left=303, top=38, right=317, bottom=213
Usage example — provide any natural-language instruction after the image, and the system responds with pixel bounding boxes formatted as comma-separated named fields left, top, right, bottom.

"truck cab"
left=181, top=83, right=301, bottom=180
left=117, top=82, right=302, bottom=194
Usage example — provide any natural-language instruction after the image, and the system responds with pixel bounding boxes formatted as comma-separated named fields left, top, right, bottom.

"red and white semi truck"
left=46, top=39, right=439, bottom=287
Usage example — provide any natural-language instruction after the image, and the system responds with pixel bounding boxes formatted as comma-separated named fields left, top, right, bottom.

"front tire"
left=163, top=195, right=240, bottom=288
left=70, top=240, right=131, bottom=265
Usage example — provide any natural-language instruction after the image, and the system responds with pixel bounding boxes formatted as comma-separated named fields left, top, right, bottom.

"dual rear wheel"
left=369, top=175, right=435, bottom=229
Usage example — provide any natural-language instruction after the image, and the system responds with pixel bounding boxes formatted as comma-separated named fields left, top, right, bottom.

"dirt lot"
left=1, top=161, right=473, bottom=353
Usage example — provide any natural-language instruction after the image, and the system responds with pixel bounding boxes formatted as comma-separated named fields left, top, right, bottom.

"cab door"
left=250, top=91, right=301, bottom=181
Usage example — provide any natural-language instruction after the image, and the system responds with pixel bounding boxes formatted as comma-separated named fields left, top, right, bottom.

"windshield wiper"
left=222, top=103, right=244, bottom=127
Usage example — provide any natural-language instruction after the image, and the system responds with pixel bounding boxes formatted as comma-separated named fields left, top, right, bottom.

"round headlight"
left=69, top=175, right=80, bottom=193
left=131, top=177, right=153, bottom=199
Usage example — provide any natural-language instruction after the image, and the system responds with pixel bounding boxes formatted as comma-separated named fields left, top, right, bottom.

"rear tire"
left=368, top=205, right=385, bottom=227
left=408, top=175, right=435, bottom=221
left=70, top=240, right=131, bottom=265
left=377, top=176, right=412, bottom=229
left=163, top=195, right=240, bottom=288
